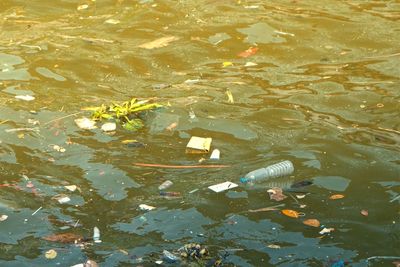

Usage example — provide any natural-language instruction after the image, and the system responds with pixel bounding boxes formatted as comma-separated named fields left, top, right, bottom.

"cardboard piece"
left=208, top=181, right=238, bottom=193
left=186, top=136, right=212, bottom=154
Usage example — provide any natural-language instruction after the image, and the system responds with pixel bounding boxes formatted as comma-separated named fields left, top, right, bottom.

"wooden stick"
left=133, top=163, right=230, bottom=168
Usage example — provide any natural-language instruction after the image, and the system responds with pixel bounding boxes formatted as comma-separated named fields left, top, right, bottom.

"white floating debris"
left=65, top=185, right=77, bottom=192
left=93, top=226, right=101, bottom=243
left=139, top=204, right=156, bottom=211
left=0, top=214, right=8, bottom=221
left=244, top=62, right=258, bottom=67
left=210, top=149, right=220, bottom=160
left=101, top=122, right=116, bottom=132
left=105, top=19, right=120, bottom=24
left=52, top=144, right=66, bottom=153
left=77, top=4, right=89, bottom=10
left=184, top=79, right=200, bottom=84
left=319, top=227, right=335, bottom=234
left=54, top=195, right=71, bottom=204
left=74, top=117, right=97, bottom=130
left=155, top=260, right=163, bottom=265
left=244, top=5, right=259, bottom=9
left=274, top=30, right=295, bottom=37
left=15, top=95, right=35, bottom=101
left=158, top=180, right=173, bottom=190
left=208, top=181, right=238, bottom=193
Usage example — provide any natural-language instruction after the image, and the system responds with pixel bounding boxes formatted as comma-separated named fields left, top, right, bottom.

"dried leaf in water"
left=319, top=227, right=335, bottom=234
left=281, top=209, right=300, bottom=218
left=329, top=194, right=345, bottom=200
left=74, top=117, right=97, bottom=130
left=267, top=187, right=287, bottom=201
left=138, top=36, right=179, bottom=49
left=45, top=249, right=57, bottom=259
left=0, top=214, right=8, bottom=221
left=267, top=244, right=281, bottom=249
left=43, top=233, right=82, bottom=243
left=303, top=219, right=320, bottom=227
left=361, top=209, right=369, bottom=216
left=238, top=47, right=259, bottom=58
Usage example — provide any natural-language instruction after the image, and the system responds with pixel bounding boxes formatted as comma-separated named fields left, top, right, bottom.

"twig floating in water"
left=43, top=111, right=83, bottom=126
left=134, top=163, right=230, bottom=168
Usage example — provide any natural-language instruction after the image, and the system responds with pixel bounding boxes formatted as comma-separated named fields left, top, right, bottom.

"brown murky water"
left=0, top=1, right=399, bottom=266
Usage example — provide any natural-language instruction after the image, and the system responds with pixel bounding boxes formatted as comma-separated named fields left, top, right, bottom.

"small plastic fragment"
left=15, top=95, right=35, bottom=101
left=77, top=4, right=89, bottom=10
left=101, top=122, right=116, bottom=132
left=208, top=181, right=238, bottom=193
left=74, top=117, right=97, bottom=130
left=139, top=204, right=156, bottom=211
left=163, top=250, right=178, bottom=263
left=0, top=215, right=8, bottom=221
left=105, top=19, right=120, bottom=24
left=158, top=180, right=173, bottom=190
left=319, top=227, right=335, bottom=234
left=93, top=226, right=101, bottom=243
left=65, top=185, right=77, bottom=192
left=45, top=249, right=57, bottom=259
left=210, top=149, right=220, bottom=160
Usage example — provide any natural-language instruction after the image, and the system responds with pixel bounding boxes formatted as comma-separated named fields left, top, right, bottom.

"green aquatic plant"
left=89, top=97, right=162, bottom=130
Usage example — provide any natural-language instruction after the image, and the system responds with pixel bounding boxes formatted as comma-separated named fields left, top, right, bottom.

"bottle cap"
left=240, top=177, right=249, bottom=183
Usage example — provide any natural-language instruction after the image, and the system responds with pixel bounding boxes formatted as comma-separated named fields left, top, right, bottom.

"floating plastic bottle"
left=240, top=160, right=294, bottom=184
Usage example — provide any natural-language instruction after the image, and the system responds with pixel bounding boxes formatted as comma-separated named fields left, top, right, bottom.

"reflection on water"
left=0, top=1, right=399, bottom=266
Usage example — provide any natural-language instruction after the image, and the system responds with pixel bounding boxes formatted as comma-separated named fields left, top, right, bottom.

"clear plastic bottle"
left=240, top=160, right=294, bottom=184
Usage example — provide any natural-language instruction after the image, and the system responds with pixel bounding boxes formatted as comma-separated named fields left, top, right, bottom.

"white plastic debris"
left=15, top=95, right=35, bottom=101
left=208, top=181, right=238, bottom=193
left=101, top=122, right=116, bottom=132
left=139, top=204, right=156, bottom=211
left=65, top=185, right=77, bottom=192
left=319, top=227, right=335, bottom=234
left=105, top=19, right=120, bottom=24
left=93, top=226, right=101, bottom=243
left=55, top=196, right=71, bottom=204
left=210, top=149, right=220, bottom=160
left=244, top=62, right=258, bottom=67
left=0, top=214, right=8, bottom=221
left=77, top=4, right=89, bottom=10
left=74, top=117, right=97, bottom=130
left=158, top=180, right=173, bottom=190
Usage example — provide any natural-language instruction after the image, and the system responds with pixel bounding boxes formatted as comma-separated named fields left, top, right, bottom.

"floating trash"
left=208, top=181, right=238, bottom=193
